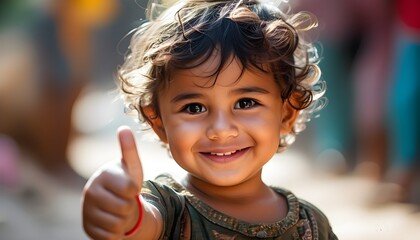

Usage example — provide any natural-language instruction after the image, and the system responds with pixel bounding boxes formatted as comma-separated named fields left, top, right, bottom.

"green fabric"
left=142, top=174, right=338, bottom=240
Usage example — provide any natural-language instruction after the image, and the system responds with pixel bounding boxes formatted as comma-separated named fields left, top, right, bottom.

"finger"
left=85, top=224, right=120, bottom=240
left=117, top=126, right=143, bottom=190
left=96, top=168, right=139, bottom=199
left=87, top=208, right=126, bottom=234
left=103, top=176, right=139, bottom=200
left=93, top=186, right=138, bottom=217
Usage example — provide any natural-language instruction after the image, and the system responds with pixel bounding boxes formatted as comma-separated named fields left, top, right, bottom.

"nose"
left=206, top=110, right=239, bottom=140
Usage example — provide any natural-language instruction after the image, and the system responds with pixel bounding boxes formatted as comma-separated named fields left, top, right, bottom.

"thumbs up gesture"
left=82, top=126, right=144, bottom=239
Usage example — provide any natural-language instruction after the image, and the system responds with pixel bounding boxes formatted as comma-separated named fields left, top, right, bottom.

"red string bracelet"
left=125, top=195, right=143, bottom=237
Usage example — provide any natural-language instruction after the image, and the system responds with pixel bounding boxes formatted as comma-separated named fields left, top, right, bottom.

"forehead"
left=168, top=50, right=272, bottom=88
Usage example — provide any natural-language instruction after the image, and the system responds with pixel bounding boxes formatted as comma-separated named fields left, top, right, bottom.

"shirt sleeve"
left=299, top=199, right=339, bottom=240
left=141, top=179, right=187, bottom=240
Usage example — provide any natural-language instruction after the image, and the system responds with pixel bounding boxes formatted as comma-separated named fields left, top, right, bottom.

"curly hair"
left=118, top=0, right=325, bottom=151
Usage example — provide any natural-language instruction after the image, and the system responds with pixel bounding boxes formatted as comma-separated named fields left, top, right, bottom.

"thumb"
left=117, top=126, right=143, bottom=191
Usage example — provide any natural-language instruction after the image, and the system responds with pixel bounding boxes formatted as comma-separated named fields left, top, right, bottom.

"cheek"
left=240, top=111, right=282, bottom=147
left=163, top=118, right=204, bottom=152
left=241, top=110, right=282, bottom=132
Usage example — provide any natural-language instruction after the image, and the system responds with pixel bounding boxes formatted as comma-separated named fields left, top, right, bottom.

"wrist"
left=125, top=195, right=143, bottom=237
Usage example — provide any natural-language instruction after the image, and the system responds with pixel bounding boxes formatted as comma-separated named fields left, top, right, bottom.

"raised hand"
left=82, top=126, right=144, bottom=239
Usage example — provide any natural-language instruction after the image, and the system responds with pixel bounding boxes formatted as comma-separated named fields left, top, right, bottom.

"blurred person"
left=346, top=0, right=395, bottom=179
left=81, top=0, right=338, bottom=239
left=378, top=0, right=420, bottom=203
left=0, top=31, right=29, bottom=189
left=293, top=0, right=394, bottom=177
left=0, top=0, right=120, bottom=187
left=0, top=0, right=41, bottom=189
left=30, top=0, right=120, bottom=179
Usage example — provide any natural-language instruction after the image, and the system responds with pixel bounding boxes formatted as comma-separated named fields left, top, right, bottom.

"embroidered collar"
left=157, top=174, right=301, bottom=238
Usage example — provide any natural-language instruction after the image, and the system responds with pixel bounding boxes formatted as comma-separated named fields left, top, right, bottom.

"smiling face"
left=146, top=54, right=297, bottom=187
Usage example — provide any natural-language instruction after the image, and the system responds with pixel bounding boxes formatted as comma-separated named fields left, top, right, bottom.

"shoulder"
left=142, top=174, right=188, bottom=239
left=143, top=174, right=183, bottom=193
left=298, top=199, right=339, bottom=240
left=271, top=187, right=338, bottom=240
left=142, top=174, right=186, bottom=209
left=298, top=199, right=329, bottom=224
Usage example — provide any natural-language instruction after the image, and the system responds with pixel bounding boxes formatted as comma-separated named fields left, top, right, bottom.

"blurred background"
left=0, top=0, right=419, bottom=239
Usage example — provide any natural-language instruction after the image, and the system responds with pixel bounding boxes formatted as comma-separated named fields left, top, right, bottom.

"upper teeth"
left=210, top=150, right=237, bottom=156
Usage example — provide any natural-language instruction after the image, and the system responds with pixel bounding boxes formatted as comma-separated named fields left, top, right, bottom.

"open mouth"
left=206, top=147, right=247, bottom=156
left=200, top=147, right=249, bottom=163
left=209, top=150, right=238, bottom=156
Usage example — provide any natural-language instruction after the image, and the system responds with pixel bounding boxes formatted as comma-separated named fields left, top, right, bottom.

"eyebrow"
left=171, top=93, right=204, bottom=103
left=231, top=86, right=270, bottom=95
left=170, top=87, right=270, bottom=103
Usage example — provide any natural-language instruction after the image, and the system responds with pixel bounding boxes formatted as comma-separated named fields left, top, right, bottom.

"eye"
left=182, top=103, right=207, bottom=114
left=234, top=98, right=257, bottom=109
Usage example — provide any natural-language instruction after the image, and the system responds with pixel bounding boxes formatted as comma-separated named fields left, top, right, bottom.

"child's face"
left=148, top=54, right=297, bottom=186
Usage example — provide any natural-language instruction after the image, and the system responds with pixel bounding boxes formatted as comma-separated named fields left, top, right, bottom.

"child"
left=82, top=0, right=337, bottom=239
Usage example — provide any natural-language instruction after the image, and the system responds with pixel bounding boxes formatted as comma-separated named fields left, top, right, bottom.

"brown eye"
left=183, top=103, right=206, bottom=114
left=234, top=98, right=256, bottom=109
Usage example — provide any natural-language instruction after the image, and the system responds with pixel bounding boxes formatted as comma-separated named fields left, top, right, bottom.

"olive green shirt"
left=142, top=174, right=338, bottom=240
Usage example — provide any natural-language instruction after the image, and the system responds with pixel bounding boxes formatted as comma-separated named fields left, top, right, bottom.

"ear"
left=141, top=105, right=168, bottom=143
left=280, top=100, right=299, bottom=135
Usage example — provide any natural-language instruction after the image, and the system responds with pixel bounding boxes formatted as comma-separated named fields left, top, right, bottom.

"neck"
left=182, top=171, right=270, bottom=204
left=181, top=172, right=287, bottom=223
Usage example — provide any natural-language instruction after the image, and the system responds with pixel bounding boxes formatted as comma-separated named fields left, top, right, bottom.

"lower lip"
left=200, top=148, right=250, bottom=163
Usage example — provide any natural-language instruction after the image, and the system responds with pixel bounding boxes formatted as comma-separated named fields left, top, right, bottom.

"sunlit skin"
left=147, top=52, right=299, bottom=223
left=82, top=52, right=300, bottom=239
